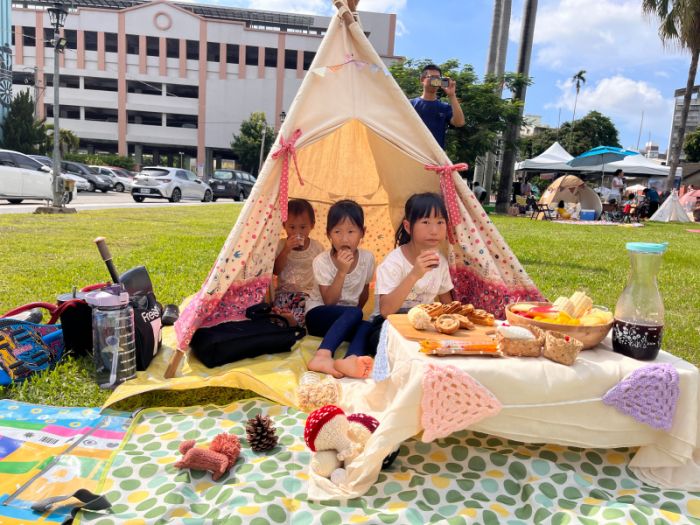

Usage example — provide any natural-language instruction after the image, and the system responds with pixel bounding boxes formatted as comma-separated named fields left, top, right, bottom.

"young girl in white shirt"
left=373, top=192, right=454, bottom=321
left=305, top=200, right=375, bottom=379
left=273, top=199, right=324, bottom=326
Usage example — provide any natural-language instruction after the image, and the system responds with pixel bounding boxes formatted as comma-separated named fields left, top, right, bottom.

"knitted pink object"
left=421, top=363, right=502, bottom=442
left=602, top=363, right=680, bottom=431
left=347, top=413, right=379, bottom=433
left=174, top=433, right=241, bottom=481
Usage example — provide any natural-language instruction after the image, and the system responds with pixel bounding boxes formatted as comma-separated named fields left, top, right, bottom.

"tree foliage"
left=1, top=91, right=45, bottom=154
left=684, top=128, right=700, bottom=162
left=519, top=110, right=621, bottom=159
left=64, top=152, right=135, bottom=170
left=390, top=58, right=523, bottom=170
left=230, top=112, right=276, bottom=174
left=43, top=123, right=80, bottom=156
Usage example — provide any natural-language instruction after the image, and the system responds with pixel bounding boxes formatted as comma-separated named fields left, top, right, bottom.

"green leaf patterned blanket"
left=75, top=398, right=700, bottom=525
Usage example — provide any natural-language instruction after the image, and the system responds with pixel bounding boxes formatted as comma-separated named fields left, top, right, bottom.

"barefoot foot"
left=308, top=350, right=344, bottom=378
left=334, top=355, right=373, bottom=379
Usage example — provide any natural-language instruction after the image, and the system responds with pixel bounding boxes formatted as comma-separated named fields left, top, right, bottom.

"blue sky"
left=209, top=0, right=691, bottom=153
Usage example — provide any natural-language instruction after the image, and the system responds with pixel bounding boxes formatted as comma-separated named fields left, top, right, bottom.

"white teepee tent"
left=650, top=192, right=691, bottom=223
left=172, top=0, right=544, bottom=362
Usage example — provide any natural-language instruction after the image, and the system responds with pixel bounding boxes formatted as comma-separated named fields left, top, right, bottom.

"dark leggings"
left=305, top=305, right=372, bottom=357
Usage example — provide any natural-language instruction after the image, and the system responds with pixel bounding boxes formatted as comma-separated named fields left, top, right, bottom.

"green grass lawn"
left=1, top=205, right=698, bottom=408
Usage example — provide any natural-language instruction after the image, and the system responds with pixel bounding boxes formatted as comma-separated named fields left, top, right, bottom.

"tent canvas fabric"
left=539, top=175, right=603, bottom=219
left=650, top=192, right=692, bottom=223
left=174, top=2, right=544, bottom=350
left=680, top=189, right=700, bottom=212
left=515, top=141, right=577, bottom=172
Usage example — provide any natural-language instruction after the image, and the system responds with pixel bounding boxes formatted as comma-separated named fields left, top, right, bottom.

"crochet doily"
left=421, top=363, right=502, bottom=442
left=602, top=363, right=680, bottom=431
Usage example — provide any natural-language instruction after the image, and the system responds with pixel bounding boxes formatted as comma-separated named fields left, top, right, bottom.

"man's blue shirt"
left=410, top=97, right=453, bottom=148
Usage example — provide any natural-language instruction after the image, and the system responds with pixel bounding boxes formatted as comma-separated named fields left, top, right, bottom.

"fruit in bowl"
left=506, top=292, right=613, bottom=349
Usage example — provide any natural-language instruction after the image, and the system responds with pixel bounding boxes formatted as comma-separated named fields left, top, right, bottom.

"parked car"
left=131, top=166, right=213, bottom=203
left=61, top=160, right=113, bottom=192
left=0, top=149, right=54, bottom=204
left=209, top=169, right=256, bottom=201
left=90, top=165, right=134, bottom=192
left=30, top=155, right=90, bottom=192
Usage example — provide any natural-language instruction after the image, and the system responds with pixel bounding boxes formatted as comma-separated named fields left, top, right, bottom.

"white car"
left=131, top=166, right=213, bottom=203
left=90, top=166, right=134, bottom=193
left=30, top=155, right=90, bottom=192
left=0, top=149, right=73, bottom=204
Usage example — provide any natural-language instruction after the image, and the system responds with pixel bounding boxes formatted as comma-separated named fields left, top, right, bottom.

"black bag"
left=130, top=291, right=162, bottom=371
left=190, top=303, right=305, bottom=368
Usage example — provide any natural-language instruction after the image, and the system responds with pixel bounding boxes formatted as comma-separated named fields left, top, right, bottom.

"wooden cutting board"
left=388, top=314, right=497, bottom=345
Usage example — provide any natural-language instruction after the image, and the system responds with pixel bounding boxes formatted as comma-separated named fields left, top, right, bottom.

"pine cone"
left=246, top=414, right=278, bottom=452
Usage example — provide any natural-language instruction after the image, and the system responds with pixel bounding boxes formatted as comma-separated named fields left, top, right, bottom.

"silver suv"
left=131, top=166, right=213, bottom=203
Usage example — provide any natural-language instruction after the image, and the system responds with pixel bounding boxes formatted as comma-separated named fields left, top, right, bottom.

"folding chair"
left=531, top=203, right=555, bottom=220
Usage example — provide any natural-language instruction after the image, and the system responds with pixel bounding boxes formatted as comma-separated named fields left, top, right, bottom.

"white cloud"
left=547, top=75, right=674, bottom=148
left=360, top=0, right=406, bottom=11
left=511, top=0, right=686, bottom=72
left=207, top=0, right=405, bottom=15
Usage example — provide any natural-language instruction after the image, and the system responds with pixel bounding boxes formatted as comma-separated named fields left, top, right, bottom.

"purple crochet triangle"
left=602, top=363, right=679, bottom=431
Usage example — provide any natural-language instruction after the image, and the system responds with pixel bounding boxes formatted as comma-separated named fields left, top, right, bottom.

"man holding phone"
left=410, top=64, right=466, bottom=149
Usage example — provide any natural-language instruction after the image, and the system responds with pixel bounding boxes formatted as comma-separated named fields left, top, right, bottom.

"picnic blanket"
left=0, top=400, right=131, bottom=524
left=74, top=398, right=700, bottom=524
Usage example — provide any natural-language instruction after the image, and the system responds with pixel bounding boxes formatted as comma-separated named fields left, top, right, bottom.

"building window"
left=146, top=36, right=159, bottom=57
left=64, top=29, right=77, bottom=50
left=207, top=42, right=220, bottom=62
left=166, top=113, right=198, bottom=128
left=265, top=47, right=277, bottom=68
left=303, top=51, right=315, bottom=70
left=85, top=31, right=98, bottom=51
left=186, top=40, right=198, bottom=60
left=11, top=25, right=14, bottom=46
left=127, top=80, right=162, bottom=95
left=43, top=28, right=53, bottom=46
left=166, top=38, right=179, bottom=59
left=84, top=76, right=118, bottom=92
left=85, top=107, right=118, bottom=122
left=105, top=32, right=118, bottom=53
left=12, top=71, right=35, bottom=86
left=165, top=83, right=198, bottom=98
left=284, top=49, right=297, bottom=70
left=245, top=46, right=258, bottom=66
left=126, top=34, right=139, bottom=55
left=127, top=110, right=162, bottom=126
left=45, top=105, right=80, bottom=119
left=226, top=44, right=239, bottom=64
left=44, top=74, right=80, bottom=88
left=22, top=27, right=35, bottom=47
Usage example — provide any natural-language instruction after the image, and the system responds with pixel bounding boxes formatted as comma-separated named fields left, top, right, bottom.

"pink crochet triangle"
left=421, top=362, right=502, bottom=442
left=602, top=363, right=679, bottom=431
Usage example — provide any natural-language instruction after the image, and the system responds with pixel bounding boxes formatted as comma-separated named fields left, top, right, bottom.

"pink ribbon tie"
left=272, top=129, right=304, bottom=222
left=424, top=163, right=468, bottom=232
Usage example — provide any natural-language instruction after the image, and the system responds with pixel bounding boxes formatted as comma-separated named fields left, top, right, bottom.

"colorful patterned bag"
left=0, top=319, right=65, bottom=385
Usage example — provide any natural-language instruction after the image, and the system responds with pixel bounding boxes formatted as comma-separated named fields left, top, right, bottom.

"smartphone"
left=430, top=77, right=450, bottom=88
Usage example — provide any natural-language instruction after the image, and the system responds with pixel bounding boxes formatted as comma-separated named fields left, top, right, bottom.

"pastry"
left=434, top=314, right=460, bottom=334
left=453, top=314, right=475, bottom=330
left=442, top=301, right=463, bottom=315
left=418, top=303, right=444, bottom=319
left=543, top=330, right=583, bottom=365
left=458, top=303, right=475, bottom=316
left=407, top=306, right=433, bottom=331
left=496, top=325, right=544, bottom=357
left=468, top=309, right=495, bottom=326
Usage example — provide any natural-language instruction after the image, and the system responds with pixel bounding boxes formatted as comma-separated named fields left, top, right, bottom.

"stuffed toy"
left=304, top=405, right=361, bottom=465
left=310, top=450, right=342, bottom=477
left=347, top=412, right=400, bottom=470
left=296, top=372, right=340, bottom=412
left=174, top=432, right=241, bottom=481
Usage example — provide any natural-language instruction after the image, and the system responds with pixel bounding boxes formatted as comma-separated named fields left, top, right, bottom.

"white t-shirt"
left=275, top=238, right=324, bottom=295
left=372, top=246, right=454, bottom=318
left=305, top=249, right=376, bottom=312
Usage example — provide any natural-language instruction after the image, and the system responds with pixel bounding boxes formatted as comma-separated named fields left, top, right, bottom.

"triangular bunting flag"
left=421, top=363, right=502, bottom=442
left=312, top=67, right=327, bottom=77
left=328, top=64, right=343, bottom=72
left=602, top=363, right=680, bottom=431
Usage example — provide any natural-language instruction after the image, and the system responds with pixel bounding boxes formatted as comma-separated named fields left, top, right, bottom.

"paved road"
left=0, top=191, right=242, bottom=214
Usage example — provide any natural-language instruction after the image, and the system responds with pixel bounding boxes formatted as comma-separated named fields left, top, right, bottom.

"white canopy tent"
left=515, top=142, right=579, bottom=172
left=582, top=154, right=671, bottom=177
left=650, top=192, right=692, bottom=222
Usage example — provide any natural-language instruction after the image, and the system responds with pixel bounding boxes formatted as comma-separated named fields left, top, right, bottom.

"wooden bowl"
left=505, top=302, right=612, bottom=350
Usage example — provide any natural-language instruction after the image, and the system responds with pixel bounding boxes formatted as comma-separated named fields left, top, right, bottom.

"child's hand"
left=285, top=234, right=305, bottom=252
left=411, top=250, right=440, bottom=278
left=335, top=249, right=354, bottom=275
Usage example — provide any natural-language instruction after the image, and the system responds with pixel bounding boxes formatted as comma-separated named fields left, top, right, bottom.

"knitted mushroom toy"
left=347, top=412, right=400, bottom=470
left=304, top=405, right=361, bottom=463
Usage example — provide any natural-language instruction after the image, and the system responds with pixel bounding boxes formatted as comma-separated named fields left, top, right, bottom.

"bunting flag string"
left=271, top=129, right=304, bottom=222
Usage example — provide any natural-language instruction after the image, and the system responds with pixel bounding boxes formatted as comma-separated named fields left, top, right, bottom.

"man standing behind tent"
left=410, top=65, right=465, bottom=149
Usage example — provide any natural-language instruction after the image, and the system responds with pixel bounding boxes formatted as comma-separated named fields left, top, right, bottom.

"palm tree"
left=568, top=70, right=586, bottom=149
left=43, top=123, right=79, bottom=156
left=643, top=0, right=700, bottom=192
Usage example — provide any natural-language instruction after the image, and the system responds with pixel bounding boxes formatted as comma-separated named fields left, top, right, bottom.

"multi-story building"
left=667, top=85, right=700, bottom=163
left=10, top=0, right=398, bottom=174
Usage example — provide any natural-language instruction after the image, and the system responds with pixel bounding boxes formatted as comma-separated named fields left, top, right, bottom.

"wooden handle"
left=164, top=350, right=184, bottom=379
left=94, top=237, right=111, bottom=262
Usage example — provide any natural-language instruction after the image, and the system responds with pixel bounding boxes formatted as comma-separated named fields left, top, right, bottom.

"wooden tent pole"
left=333, top=0, right=358, bottom=25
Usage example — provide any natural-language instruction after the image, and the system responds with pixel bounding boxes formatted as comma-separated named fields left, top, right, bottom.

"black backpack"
left=190, top=303, right=305, bottom=368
